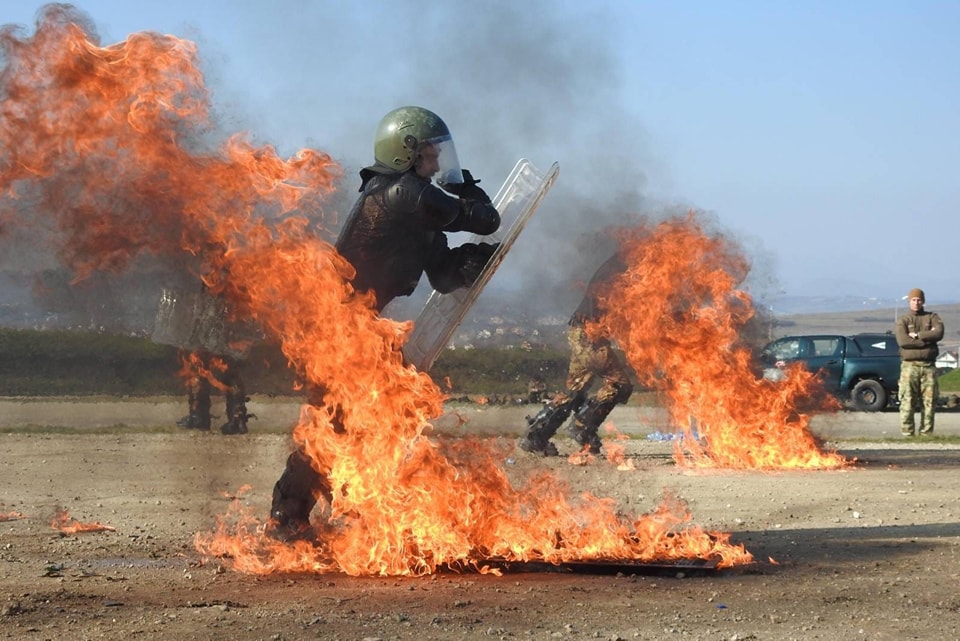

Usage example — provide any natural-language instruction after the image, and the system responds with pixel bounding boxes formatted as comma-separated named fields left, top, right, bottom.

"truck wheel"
left=852, top=380, right=887, bottom=412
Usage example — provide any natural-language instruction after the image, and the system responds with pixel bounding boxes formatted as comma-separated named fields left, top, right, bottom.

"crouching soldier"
left=519, top=253, right=634, bottom=456
left=269, top=106, right=501, bottom=538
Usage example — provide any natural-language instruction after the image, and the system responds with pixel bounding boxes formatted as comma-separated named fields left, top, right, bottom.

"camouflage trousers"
left=562, top=325, right=632, bottom=404
left=520, top=325, right=633, bottom=454
left=898, top=360, right=938, bottom=435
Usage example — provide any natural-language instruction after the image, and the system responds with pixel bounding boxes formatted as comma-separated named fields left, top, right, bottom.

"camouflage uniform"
left=519, top=255, right=634, bottom=455
left=563, top=325, right=633, bottom=448
left=894, top=294, right=944, bottom=436
left=897, top=361, right=938, bottom=435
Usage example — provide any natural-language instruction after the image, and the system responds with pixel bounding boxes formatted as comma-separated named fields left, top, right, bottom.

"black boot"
left=518, top=397, right=580, bottom=456
left=220, top=389, right=252, bottom=435
left=268, top=450, right=333, bottom=541
left=518, top=433, right=560, bottom=456
left=178, top=377, right=211, bottom=430
left=569, top=421, right=604, bottom=453
left=570, top=397, right=618, bottom=454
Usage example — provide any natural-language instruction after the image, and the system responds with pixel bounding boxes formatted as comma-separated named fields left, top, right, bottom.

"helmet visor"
left=421, top=135, right=463, bottom=186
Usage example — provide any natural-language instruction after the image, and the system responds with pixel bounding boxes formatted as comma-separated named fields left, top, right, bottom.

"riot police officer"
left=270, top=106, right=501, bottom=537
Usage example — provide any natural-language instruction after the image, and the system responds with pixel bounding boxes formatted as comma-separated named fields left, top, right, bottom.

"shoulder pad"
left=383, top=172, right=428, bottom=214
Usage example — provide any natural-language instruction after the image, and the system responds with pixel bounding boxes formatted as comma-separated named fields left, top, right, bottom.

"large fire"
left=0, top=7, right=771, bottom=577
left=0, top=5, right=339, bottom=281
left=594, top=217, right=848, bottom=470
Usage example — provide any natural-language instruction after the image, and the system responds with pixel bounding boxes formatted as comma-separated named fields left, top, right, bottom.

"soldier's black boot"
left=268, top=450, right=332, bottom=542
left=177, top=378, right=211, bottom=430
left=220, top=388, right=253, bottom=435
left=569, top=420, right=604, bottom=454
left=570, top=383, right=633, bottom=454
left=518, top=402, right=576, bottom=456
left=571, top=398, right=613, bottom=453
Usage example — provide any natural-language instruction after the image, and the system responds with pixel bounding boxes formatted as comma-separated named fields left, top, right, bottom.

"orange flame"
left=563, top=425, right=633, bottom=469
left=593, top=214, right=848, bottom=471
left=196, top=460, right=752, bottom=574
left=177, top=350, right=231, bottom=391
left=0, top=6, right=340, bottom=282
left=567, top=447, right=596, bottom=466
left=602, top=424, right=636, bottom=470
left=2, top=10, right=753, bottom=576
left=50, top=507, right=115, bottom=533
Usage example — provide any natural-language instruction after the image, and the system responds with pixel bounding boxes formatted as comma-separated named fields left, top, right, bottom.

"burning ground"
left=1, top=423, right=959, bottom=640
left=0, top=7, right=958, bottom=639
left=0, top=5, right=868, bottom=578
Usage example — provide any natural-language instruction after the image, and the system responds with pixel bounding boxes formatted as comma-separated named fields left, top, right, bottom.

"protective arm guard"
left=384, top=173, right=461, bottom=228
left=385, top=171, right=501, bottom=235
left=419, top=184, right=499, bottom=235
left=447, top=200, right=500, bottom=235
left=440, top=171, right=501, bottom=234
left=423, top=237, right=498, bottom=294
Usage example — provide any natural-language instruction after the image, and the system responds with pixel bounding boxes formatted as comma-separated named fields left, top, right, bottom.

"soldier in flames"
left=269, top=105, right=501, bottom=537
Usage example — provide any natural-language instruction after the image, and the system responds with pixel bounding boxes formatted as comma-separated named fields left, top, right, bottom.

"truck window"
left=811, top=338, right=840, bottom=358
left=768, top=338, right=802, bottom=360
left=854, top=335, right=899, bottom=356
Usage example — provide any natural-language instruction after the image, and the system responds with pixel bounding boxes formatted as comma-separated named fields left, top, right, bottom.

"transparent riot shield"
left=153, top=288, right=228, bottom=352
left=401, top=159, right=560, bottom=372
left=152, top=288, right=255, bottom=359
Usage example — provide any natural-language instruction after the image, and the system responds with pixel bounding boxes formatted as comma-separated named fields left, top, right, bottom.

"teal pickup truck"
left=761, top=333, right=901, bottom=411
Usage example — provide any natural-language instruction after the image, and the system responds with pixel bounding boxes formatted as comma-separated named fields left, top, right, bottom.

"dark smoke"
left=384, top=1, right=660, bottom=318
left=0, top=2, right=774, bottom=334
left=0, top=4, right=335, bottom=332
left=219, top=0, right=663, bottom=319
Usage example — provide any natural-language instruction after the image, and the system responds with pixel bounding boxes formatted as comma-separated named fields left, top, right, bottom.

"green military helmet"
left=373, top=106, right=462, bottom=183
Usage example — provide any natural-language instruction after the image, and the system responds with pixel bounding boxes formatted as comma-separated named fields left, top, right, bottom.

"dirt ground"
left=1, top=398, right=959, bottom=641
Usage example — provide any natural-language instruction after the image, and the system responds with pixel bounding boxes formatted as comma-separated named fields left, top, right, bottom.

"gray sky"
left=3, top=0, right=958, bottom=310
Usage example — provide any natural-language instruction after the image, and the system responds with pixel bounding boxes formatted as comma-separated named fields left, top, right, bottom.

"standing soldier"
left=155, top=286, right=253, bottom=435
left=894, top=287, right=944, bottom=436
left=177, top=349, right=250, bottom=435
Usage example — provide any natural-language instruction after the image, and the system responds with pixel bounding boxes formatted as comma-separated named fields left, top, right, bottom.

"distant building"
left=936, top=351, right=958, bottom=370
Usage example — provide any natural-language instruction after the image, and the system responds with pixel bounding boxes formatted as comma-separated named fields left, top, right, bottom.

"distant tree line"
left=0, top=320, right=783, bottom=400
left=0, top=328, right=574, bottom=398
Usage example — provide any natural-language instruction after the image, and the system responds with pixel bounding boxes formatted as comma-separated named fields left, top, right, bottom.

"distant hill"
left=773, top=303, right=960, bottom=355
left=765, top=295, right=890, bottom=315
left=763, top=294, right=960, bottom=315
left=6, top=274, right=960, bottom=355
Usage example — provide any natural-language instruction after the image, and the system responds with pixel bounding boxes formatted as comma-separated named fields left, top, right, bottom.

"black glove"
left=441, top=169, right=490, bottom=202
left=460, top=169, right=481, bottom=188
left=458, top=242, right=499, bottom=285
